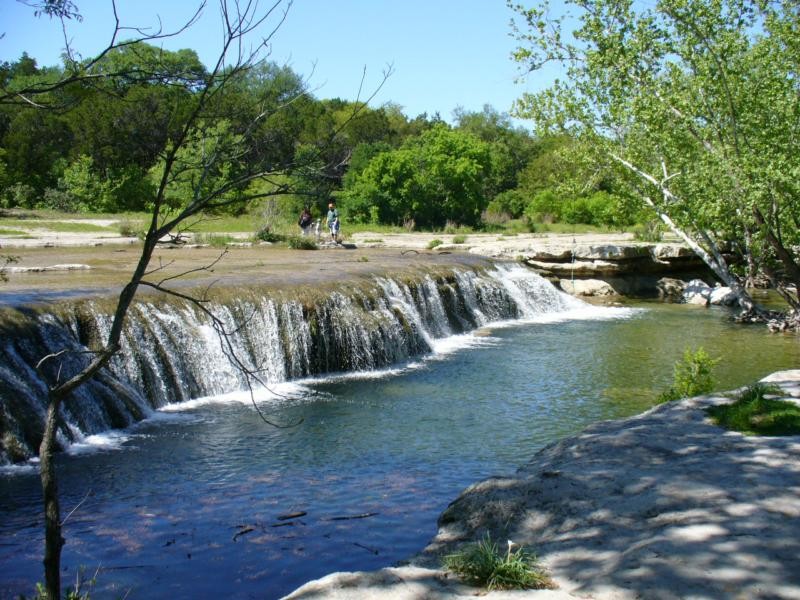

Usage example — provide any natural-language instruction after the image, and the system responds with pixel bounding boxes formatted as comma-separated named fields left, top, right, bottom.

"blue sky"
left=2, top=0, right=558, bottom=125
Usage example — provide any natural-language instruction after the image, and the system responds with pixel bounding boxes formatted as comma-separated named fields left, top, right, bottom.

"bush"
left=117, top=219, right=141, bottom=238
left=632, top=221, right=665, bottom=242
left=707, top=383, right=800, bottom=435
left=658, top=346, right=719, bottom=402
left=255, top=227, right=284, bottom=243
left=3, top=183, right=38, bottom=209
left=39, top=187, right=80, bottom=212
left=286, top=235, right=318, bottom=250
left=452, top=234, right=468, bottom=244
left=524, top=189, right=561, bottom=223
left=427, top=238, right=443, bottom=249
left=488, top=189, right=528, bottom=218
left=443, top=534, right=553, bottom=591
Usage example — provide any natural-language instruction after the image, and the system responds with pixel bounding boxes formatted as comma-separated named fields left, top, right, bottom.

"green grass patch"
left=707, top=383, right=800, bottom=436
left=443, top=535, right=554, bottom=591
left=452, top=234, right=468, bottom=244
left=0, top=219, right=114, bottom=233
left=362, top=238, right=384, bottom=243
left=0, top=228, right=31, bottom=236
left=427, top=238, right=443, bottom=249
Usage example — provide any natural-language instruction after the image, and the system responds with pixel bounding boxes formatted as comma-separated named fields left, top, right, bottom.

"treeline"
left=0, top=44, right=644, bottom=230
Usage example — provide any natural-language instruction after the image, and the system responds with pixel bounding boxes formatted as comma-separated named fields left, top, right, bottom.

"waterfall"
left=0, top=263, right=589, bottom=465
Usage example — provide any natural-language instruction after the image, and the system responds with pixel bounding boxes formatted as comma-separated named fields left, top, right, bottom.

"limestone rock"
left=708, top=286, right=738, bottom=306
left=656, top=277, right=686, bottom=302
left=683, top=279, right=712, bottom=305
left=559, top=278, right=617, bottom=296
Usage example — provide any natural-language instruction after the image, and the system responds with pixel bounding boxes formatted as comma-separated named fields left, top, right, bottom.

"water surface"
left=1, top=301, right=797, bottom=599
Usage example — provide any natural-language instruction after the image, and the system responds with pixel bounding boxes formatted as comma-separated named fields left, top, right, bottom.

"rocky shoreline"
left=285, top=370, right=800, bottom=599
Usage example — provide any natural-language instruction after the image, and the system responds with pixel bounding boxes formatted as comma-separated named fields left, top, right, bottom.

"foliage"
left=0, top=254, right=19, bottom=283
left=452, top=234, right=467, bottom=244
left=427, top=238, right=443, bottom=249
left=707, top=383, right=800, bottom=436
left=632, top=221, right=665, bottom=243
left=486, top=189, right=528, bottom=219
left=286, top=235, right=318, bottom=250
left=658, top=347, right=719, bottom=403
left=510, top=0, right=800, bottom=313
left=443, top=535, right=553, bottom=591
left=340, top=124, right=496, bottom=228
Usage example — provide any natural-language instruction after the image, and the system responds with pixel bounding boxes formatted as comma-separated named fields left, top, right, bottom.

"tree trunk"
left=39, top=392, right=64, bottom=600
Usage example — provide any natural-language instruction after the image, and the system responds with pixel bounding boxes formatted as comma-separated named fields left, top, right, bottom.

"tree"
left=18, top=2, right=325, bottom=597
left=510, top=0, right=800, bottom=324
left=341, top=124, right=495, bottom=228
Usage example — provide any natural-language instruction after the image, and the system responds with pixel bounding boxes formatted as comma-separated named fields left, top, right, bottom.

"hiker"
left=326, top=201, right=340, bottom=243
left=298, top=207, right=313, bottom=236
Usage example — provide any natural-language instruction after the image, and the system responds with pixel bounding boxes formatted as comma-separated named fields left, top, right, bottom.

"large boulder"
left=656, top=277, right=686, bottom=302
left=559, top=278, right=617, bottom=296
left=709, top=285, right=738, bottom=306
left=683, top=279, right=712, bottom=305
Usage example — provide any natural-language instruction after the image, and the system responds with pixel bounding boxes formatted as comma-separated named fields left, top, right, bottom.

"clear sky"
left=2, top=0, right=556, bottom=125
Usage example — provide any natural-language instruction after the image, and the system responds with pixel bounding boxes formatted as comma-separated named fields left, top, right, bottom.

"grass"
left=0, top=219, right=114, bottom=233
left=286, top=235, right=318, bottom=250
left=427, top=238, right=443, bottom=249
left=452, top=234, right=468, bottom=244
left=194, top=233, right=242, bottom=247
left=707, top=383, right=800, bottom=436
left=0, top=228, right=31, bottom=236
left=443, top=534, right=554, bottom=591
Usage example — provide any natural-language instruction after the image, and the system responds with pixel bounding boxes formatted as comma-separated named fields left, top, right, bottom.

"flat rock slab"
left=285, top=370, right=800, bottom=600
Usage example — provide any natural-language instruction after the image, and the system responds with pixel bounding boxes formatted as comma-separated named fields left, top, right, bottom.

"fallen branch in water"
left=323, top=512, right=379, bottom=521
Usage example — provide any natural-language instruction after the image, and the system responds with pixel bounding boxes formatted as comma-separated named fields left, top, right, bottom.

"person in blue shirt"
left=326, top=201, right=340, bottom=243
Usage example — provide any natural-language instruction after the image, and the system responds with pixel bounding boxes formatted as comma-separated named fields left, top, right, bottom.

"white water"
left=0, top=263, right=637, bottom=464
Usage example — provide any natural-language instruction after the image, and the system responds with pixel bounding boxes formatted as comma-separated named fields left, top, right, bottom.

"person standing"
left=298, top=207, right=313, bottom=236
left=326, top=201, right=340, bottom=243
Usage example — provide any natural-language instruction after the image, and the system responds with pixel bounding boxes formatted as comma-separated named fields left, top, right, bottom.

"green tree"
left=510, top=0, right=800, bottom=321
left=341, top=124, right=495, bottom=228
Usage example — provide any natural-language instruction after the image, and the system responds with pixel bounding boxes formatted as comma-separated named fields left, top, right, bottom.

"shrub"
left=488, top=189, right=528, bottom=218
left=255, top=227, right=284, bottom=243
left=39, top=188, right=79, bottom=212
left=443, top=534, right=553, bottom=591
left=2, top=183, right=38, bottom=209
left=117, top=219, right=141, bottom=238
left=452, top=234, right=467, bottom=244
left=658, top=346, right=719, bottom=402
left=524, top=189, right=561, bottom=223
left=286, top=235, right=318, bottom=250
left=633, top=221, right=664, bottom=242
left=707, top=383, right=800, bottom=435
left=427, top=238, right=443, bottom=249
left=195, top=233, right=238, bottom=247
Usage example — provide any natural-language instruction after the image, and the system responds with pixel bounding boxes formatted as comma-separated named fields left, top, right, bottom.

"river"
left=1, top=298, right=798, bottom=599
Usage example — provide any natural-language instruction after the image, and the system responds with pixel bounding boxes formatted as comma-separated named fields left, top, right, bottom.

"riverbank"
left=285, top=370, right=800, bottom=600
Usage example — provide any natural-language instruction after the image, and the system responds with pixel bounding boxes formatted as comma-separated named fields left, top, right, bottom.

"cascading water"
left=0, top=263, right=584, bottom=465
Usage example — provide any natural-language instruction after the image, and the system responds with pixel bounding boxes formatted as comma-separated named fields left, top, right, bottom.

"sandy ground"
left=285, top=371, right=800, bottom=600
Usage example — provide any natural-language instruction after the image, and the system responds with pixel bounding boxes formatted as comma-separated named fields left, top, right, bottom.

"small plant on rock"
left=286, top=235, right=318, bottom=250
left=427, top=238, right=443, bottom=249
left=658, top=346, right=719, bottom=402
left=443, top=534, right=554, bottom=591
